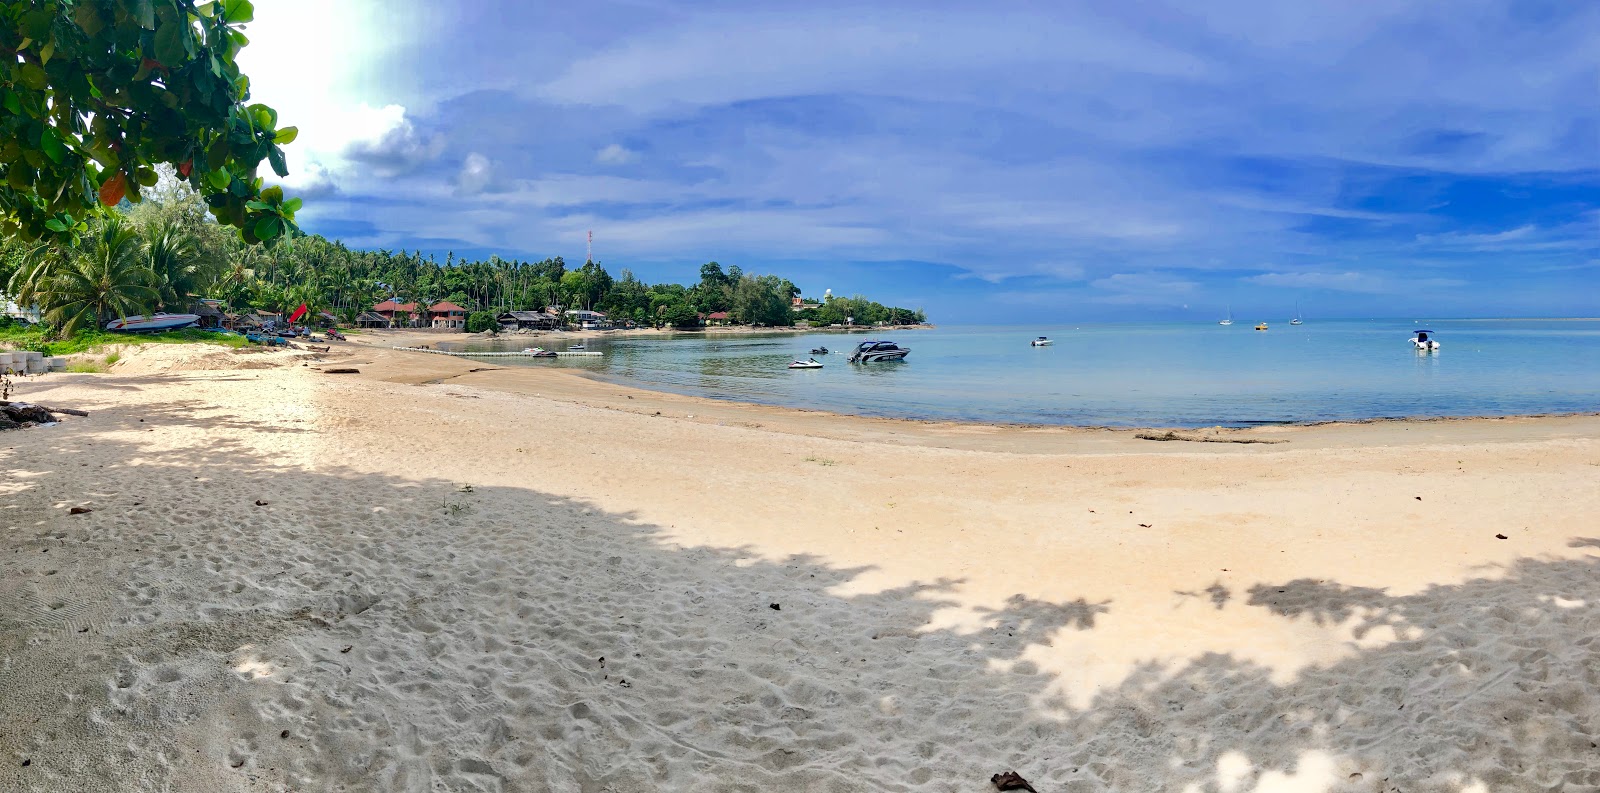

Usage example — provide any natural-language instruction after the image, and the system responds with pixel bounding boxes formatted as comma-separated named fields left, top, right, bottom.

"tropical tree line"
left=1, top=180, right=927, bottom=333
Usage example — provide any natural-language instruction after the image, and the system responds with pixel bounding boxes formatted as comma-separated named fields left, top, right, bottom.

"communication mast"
left=586, top=230, right=593, bottom=264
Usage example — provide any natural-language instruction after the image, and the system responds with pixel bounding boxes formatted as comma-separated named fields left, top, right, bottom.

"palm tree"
left=10, top=215, right=158, bottom=334
left=146, top=216, right=222, bottom=311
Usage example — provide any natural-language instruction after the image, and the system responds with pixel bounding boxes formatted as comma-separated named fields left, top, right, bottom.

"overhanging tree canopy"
left=0, top=0, right=298, bottom=244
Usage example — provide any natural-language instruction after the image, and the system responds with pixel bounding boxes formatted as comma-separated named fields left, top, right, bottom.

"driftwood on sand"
left=0, top=400, right=89, bottom=417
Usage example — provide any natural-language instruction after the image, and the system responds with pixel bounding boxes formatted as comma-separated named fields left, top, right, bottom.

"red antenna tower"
left=586, top=230, right=593, bottom=264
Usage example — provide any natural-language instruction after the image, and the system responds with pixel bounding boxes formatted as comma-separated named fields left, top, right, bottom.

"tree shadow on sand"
left=2, top=410, right=1598, bottom=792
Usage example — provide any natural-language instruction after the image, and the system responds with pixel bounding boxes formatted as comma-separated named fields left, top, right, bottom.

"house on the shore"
left=355, top=311, right=390, bottom=329
left=564, top=309, right=610, bottom=330
left=189, top=301, right=225, bottom=329
left=372, top=300, right=423, bottom=327
left=704, top=311, right=732, bottom=326
left=497, top=310, right=560, bottom=331
left=429, top=301, right=468, bottom=330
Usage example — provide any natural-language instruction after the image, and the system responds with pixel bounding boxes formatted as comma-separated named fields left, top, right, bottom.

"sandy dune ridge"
left=2, top=342, right=1598, bottom=792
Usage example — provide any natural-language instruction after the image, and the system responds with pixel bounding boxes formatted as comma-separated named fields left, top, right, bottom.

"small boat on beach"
left=1031, top=337, right=1053, bottom=347
left=1254, top=322, right=1269, bottom=331
left=104, top=313, right=200, bottom=333
left=522, top=347, right=558, bottom=358
left=848, top=340, right=910, bottom=363
left=1411, top=330, right=1440, bottom=351
left=788, top=358, right=824, bottom=369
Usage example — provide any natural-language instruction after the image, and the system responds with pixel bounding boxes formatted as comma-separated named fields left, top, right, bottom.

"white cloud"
left=343, top=104, right=445, bottom=177
left=1088, top=272, right=1200, bottom=305
left=455, top=152, right=494, bottom=196
left=594, top=144, right=638, bottom=165
left=1245, top=270, right=1467, bottom=294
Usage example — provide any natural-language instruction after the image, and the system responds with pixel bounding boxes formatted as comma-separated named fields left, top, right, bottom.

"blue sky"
left=240, top=1, right=1597, bottom=321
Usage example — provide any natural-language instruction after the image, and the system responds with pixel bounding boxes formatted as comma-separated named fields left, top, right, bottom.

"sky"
left=237, top=1, right=1598, bottom=322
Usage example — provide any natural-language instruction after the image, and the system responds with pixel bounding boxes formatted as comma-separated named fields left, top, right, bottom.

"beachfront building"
left=704, top=311, right=732, bottom=326
left=497, top=310, right=560, bottom=331
left=564, top=309, right=611, bottom=330
left=355, top=312, right=390, bottom=329
left=429, top=301, right=468, bottom=330
left=372, top=300, right=422, bottom=327
left=189, top=301, right=224, bottom=329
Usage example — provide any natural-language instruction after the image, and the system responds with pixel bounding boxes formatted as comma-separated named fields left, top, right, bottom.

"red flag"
left=288, top=303, right=308, bottom=324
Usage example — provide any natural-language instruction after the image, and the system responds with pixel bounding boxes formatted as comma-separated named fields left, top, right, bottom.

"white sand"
left=2, top=342, right=1598, bottom=792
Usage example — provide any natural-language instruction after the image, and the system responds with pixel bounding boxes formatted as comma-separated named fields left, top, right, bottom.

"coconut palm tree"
left=10, top=215, right=158, bottom=334
left=146, top=216, right=223, bottom=311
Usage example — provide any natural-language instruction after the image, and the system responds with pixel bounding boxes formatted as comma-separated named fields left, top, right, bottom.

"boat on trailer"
left=104, top=313, right=200, bottom=333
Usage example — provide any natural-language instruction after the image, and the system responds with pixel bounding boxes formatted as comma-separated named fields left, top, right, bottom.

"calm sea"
left=443, top=320, right=1600, bottom=427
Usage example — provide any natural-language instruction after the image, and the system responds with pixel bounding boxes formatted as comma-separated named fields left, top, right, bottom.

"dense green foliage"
left=465, top=310, right=497, bottom=334
left=0, top=0, right=298, bottom=242
left=1, top=178, right=926, bottom=335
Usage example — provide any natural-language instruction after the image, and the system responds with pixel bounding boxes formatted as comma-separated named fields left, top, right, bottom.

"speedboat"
left=848, top=340, right=910, bottom=363
left=1411, top=330, right=1440, bottom=351
left=788, top=358, right=824, bottom=369
left=1030, top=336, right=1053, bottom=347
left=104, top=313, right=200, bottom=332
left=809, top=346, right=830, bottom=355
left=1254, top=322, right=1269, bottom=331
left=522, top=347, right=558, bottom=357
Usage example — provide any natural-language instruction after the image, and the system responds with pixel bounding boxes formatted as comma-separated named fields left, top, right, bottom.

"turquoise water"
left=443, top=320, right=1600, bottom=427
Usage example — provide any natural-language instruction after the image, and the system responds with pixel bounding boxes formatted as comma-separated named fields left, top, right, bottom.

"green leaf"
left=283, top=197, right=303, bottom=213
left=40, top=128, right=66, bottom=164
left=266, top=144, right=288, bottom=177
left=273, top=126, right=298, bottom=144
left=222, top=0, right=255, bottom=24
left=154, top=20, right=190, bottom=65
left=207, top=169, right=231, bottom=190
left=74, top=3, right=106, bottom=37
left=197, top=1, right=216, bottom=17
left=45, top=218, right=67, bottom=232
left=245, top=200, right=271, bottom=211
left=254, top=215, right=281, bottom=240
left=134, top=0, right=156, bottom=29
left=262, top=185, right=283, bottom=202
left=2, top=92, right=20, bottom=115
left=39, top=40, right=55, bottom=66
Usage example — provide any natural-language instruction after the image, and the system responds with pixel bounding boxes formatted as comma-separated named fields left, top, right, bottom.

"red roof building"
left=428, top=301, right=469, bottom=330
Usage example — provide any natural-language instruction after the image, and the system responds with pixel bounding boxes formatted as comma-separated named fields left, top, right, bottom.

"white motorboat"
left=1030, top=337, right=1053, bottom=347
left=522, top=347, right=557, bottom=357
left=1411, top=330, right=1440, bottom=351
left=848, top=340, right=910, bottom=363
left=104, top=313, right=200, bottom=332
left=788, top=358, right=824, bottom=369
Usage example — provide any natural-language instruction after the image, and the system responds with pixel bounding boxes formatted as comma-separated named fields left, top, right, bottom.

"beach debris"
left=1415, top=496, right=1422, bottom=500
left=255, top=499, right=269, bottom=507
left=20, top=759, right=29, bottom=767
left=68, top=506, right=92, bottom=515
left=619, top=679, right=631, bottom=688
left=340, top=645, right=352, bottom=654
left=598, top=656, right=605, bottom=666
left=458, top=484, right=474, bottom=493
left=1139, top=523, right=1152, bottom=528
left=1496, top=533, right=1508, bottom=540
left=770, top=603, right=782, bottom=611
left=280, top=730, right=290, bottom=739
left=1135, top=430, right=1286, bottom=444
left=2, top=400, right=88, bottom=418
left=991, top=771, right=1037, bottom=792
left=321, top=367, right=361, bottom=374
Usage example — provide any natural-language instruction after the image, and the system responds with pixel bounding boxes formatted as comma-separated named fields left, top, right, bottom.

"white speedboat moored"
left=104, top=313, right=200, bottom=332
left=1411, top=330, right=1440, bottom=351
left=1030, top=336, right=1053, bottom=347
left=788, top=358, right=824, bottom=369
left=848, top=340, right=910, bottom=363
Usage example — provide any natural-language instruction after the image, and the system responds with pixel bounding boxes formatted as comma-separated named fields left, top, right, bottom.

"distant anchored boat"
left=1254, top=322, right=1269, bottom=331
left=104, top=313, right=199, bottom=332
left=1412, top=330, right=1440, bottom=351
left=1030, top=336, right=1053, bottom=347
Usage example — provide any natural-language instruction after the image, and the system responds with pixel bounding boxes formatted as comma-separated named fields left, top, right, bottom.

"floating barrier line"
left=392, top=346, right=603, bottom=357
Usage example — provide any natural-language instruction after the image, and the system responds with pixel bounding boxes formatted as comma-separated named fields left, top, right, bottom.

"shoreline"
left=348, top=335, right=1600, bottom=443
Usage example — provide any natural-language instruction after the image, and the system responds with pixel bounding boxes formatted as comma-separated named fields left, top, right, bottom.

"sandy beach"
left=3, top=341, right=1598, bottom=792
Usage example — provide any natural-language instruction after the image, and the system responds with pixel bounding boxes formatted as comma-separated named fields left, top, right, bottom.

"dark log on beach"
left=0, top=400, right=89, bottom=417
left=321, top=368, right=361, bottom=374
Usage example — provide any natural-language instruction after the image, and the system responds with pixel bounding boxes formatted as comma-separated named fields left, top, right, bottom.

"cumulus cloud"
left=268, top=160, right=340, bottom=199
left=594, top=144, right=638, bottom=165
left=343, top=104, right=445, bottom=177
left=455, top=153, right=494, bottom=196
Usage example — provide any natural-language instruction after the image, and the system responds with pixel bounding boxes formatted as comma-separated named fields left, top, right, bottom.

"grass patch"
left=0, top=326, right=246, bottom=356
left=65, top=361, right=106, bottom=373
left=104, top=351, right=121, bottom=366
left=803, top=456, right=839, bottom=466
